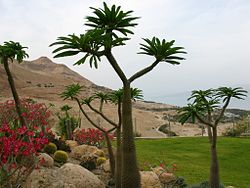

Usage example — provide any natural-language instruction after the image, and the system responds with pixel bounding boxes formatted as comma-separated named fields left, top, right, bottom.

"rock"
left=38, top=153, right=54, bottom=167
left=65, top=140, right=78, bottom=150
left=226, top=186, right=235, bottom=188
left=140, top=171, right=161, bottom=188
left=59, top=163, right=105, bottom=188
left=23, top=168, right=64, bottom=188
left=102, top=159, right=110, bottom=172
left=152, top=167, right=176, bottom=184
left=71, top=144, right=102, bottom=160
left=24, top=163, right=105, bottom=188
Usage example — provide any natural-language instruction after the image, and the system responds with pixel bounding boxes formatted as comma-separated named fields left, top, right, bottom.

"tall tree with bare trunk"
left=51, top=3, right=186, bottom=187
left=179, top=87, right=247, bottom=188
left=0, top=41, right=29, bottom=127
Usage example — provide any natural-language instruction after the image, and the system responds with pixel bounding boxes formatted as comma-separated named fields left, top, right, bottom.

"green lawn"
left=135, top=137, right=250, bottom=188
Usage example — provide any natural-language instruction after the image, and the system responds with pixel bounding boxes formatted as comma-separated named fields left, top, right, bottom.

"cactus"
left=43, top=142, right=57, bottom=154
left=94, top=150, right=105, bottom=157
left=96, top=157, right=106, bottom=166
left=54, top=150, right=68, bottom=163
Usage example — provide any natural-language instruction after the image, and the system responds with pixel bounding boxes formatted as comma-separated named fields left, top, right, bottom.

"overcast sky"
left=1, top=0, right=250, bottom=106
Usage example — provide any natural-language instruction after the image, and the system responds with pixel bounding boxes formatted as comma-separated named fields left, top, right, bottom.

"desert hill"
left=0, top=56, right=109, bottom=100
left=0, top=57, right=234, bottom=137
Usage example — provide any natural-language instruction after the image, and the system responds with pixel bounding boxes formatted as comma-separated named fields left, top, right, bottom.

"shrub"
left=43, top=142, right=57, bottom=154
left=223, top=117, right=248, bottom=137
left=96, top=157, right=106, bottom=166
left=54, top=150, right=68, bottom=163
left=158, top=124, right=178, bottom=136
left=0, top=99, right=50, bottom=187
left=73, top=128, right=112, bottom=148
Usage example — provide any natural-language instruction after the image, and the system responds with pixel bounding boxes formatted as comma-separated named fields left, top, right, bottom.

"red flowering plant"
left=73, top=128, right=114, bottom=148
left=0, top=99, right=50, bottom=187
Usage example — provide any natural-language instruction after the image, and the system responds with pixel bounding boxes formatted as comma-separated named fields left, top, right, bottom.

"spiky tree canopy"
left=179, top=87, right=247, bottom=126
left=0, top=41, right=29, bottom=63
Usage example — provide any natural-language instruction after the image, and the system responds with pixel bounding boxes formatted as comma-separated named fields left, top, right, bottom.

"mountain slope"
left=0, top=56, right=109, bottom=100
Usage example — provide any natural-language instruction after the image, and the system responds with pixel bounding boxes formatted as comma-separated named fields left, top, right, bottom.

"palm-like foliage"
left=50, top=30, right=104, bottom=68
left=0, top=41, right=29, bottom=63
left=178, top=103, right=206, bottom=124
left=60, top=105, right=72, bottom=112
left=216, top=87, right=247, bottom=102
left=86, top=2, right=139, bottom=38
left=60, top=84, right=84, bottom=100
left=138, top=37, right=186, bottom=63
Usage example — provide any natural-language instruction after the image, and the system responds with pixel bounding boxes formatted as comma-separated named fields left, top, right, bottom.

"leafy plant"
left=0, top=41, right=29, bottom=127
left=0, top=99, right=50, bottom=187
left=50, top=3, right=186, bottom=187
left=56, top=105, right=79, bottom=140
left=178, top=87, right=247, bottom=187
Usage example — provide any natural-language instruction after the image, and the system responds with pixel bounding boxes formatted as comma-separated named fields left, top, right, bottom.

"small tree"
left=51, top=3, right=186, bottom=187
left=0, top=41, right=29, bottom=127
left=60, top=84, right=143, bottom=184
left=178, top=87, right=247, bottom=188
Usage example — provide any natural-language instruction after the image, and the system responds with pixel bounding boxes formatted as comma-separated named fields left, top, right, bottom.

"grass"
left=136, top=137, right=250, bottom=188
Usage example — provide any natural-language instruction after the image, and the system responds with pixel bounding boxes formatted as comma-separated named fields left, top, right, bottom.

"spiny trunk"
left=115, top=126, right=122, bottom=188
left=104, top=132, right=115, bottom=178
left=3, top=59, right=26, bottom=127
left=121, top=83, right=140, bottom=188
left=210, top=126, right=220, bottom=188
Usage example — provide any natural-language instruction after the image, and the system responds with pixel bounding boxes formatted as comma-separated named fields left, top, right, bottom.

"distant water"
left=148, top=90, right=250, bottom=110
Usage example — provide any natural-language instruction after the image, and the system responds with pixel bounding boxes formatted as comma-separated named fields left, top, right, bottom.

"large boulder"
left=59, top=163, right=105, bottom=188
left=140, top=171, right=161, bottom=188
left=38, top=153, right=54, bottom=167
left=23, top=168, right=64, bottom=188
left=23, top=163, right=105, bottom=188
left=71, top=144, right=102, bottom=160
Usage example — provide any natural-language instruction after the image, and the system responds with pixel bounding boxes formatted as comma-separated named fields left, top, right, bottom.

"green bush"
left=54, top=150, right=68, bottom=163
left=223, top=117, right=248, bottom=137
left=43, top=142, right=57, bottom=154
left=159, top=124, right=178, bottom=136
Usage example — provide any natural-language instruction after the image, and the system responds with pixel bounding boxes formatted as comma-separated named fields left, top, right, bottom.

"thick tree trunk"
left=104, top=132, right=115, bottom=178
left=121, top=82, right=140, bottom=188
left=210, top=127, right=220, bottom=188
left=3, top=59, right=26, bottom=127
left=115, top=126, right=122, bottom=188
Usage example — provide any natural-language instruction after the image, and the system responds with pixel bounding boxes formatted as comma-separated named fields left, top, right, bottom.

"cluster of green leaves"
left=178, top=87, right=247, bottom=125
left=60, top=83, right=143, bottom=105
left=0, top=41, right=29, bottom=63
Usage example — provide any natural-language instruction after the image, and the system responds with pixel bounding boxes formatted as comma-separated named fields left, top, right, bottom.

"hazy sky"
left=1, top=0, right=250, bottom=105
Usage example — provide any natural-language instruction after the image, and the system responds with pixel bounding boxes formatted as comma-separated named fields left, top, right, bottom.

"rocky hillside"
left=0, top=56, right=109, bottom=100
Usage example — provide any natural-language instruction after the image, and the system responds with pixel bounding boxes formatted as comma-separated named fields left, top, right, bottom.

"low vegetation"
left=136, top=137, right=250, bottom=188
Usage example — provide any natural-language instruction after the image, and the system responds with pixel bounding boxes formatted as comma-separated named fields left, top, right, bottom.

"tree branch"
left=105, top=51, right=127, bottom=84
left=215, top=97, right=230, bottom=126
left=128, top=60, right=160, bottom=83
left=195, top=113, right=214, bottom=127
left=86, top=103, right=118, bottom=127
left=73, top=97, right=106, bottom=132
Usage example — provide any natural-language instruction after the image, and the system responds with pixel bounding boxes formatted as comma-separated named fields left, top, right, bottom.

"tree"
left=60, top=84, right=143, bottom=186
left=178, top=87, right=247, bottom=188
left=50, top=3, right=186, bottom=187
left=0, top=41, right=29, bottom=127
